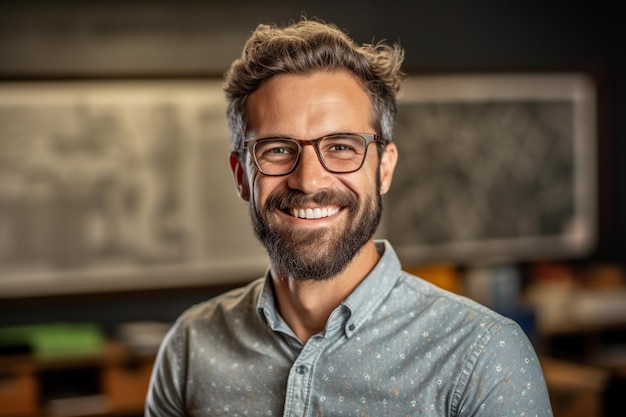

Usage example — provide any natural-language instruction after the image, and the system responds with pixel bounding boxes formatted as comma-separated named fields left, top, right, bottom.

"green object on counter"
left=0, top=322, right=104, bottom=360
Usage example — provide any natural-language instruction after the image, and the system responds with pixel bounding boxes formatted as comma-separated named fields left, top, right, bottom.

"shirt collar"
left=256, top=272, right=282, bottom=330
left=339, top=239, right=402, bottom=337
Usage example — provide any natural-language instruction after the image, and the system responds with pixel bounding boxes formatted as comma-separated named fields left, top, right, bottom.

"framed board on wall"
left=0, top=80, right=267, bottom=297
left=380, top=73, right=597, bottom=266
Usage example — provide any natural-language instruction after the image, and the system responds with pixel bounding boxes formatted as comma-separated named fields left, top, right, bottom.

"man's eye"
left=269, top=147, right=291, bottom=154
left=329, top=144, right=353, bottom=152
left=258, top=143, right=296, bottom=159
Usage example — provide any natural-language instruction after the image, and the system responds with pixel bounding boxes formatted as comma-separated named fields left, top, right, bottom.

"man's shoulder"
left=396, top=270, right=514, bottom=326
left=177, top=277, right=265, bottom=327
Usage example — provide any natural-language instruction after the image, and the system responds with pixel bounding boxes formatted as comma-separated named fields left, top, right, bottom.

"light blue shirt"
left=146, top=240, right=553, bottom=416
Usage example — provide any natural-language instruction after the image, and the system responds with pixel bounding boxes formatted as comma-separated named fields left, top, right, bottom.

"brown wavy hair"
left=223, top=17, right=405, bottom=151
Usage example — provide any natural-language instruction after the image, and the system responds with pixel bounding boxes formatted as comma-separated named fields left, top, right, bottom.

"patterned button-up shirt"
left=146, top=240, right=553, bottom=416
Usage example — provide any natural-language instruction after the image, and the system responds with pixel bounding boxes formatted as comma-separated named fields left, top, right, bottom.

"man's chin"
left=268, top=228, right=346, bottom=279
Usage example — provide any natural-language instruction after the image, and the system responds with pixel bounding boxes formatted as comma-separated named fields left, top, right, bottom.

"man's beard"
left=249, top=182, right=382, bottom=281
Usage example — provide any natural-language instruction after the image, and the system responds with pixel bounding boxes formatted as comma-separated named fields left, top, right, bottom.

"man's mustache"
left=264, top=189, right=357, bottom=212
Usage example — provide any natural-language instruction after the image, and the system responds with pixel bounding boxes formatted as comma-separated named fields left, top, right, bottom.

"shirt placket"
left=282, top=335, right=324, bottom=417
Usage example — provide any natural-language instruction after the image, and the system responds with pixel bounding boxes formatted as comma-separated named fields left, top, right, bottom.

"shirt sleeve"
left=452, top=321, right=554, bottom=417
left=145, top=321, right=188, bottom=417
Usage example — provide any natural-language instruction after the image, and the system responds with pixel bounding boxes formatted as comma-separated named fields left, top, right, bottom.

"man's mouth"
left=289, top=206, right=340, bottom=219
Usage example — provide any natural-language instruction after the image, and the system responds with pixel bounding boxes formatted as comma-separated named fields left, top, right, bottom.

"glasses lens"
left=319, top=134, right=367, bottom=172
left=253, top=139, right=299, bottom=175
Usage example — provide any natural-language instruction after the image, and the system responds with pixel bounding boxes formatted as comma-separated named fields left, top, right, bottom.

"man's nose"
left=286, top=144, right=333, bottom=193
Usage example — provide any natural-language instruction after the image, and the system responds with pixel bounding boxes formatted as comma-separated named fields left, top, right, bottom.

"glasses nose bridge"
left=294, top=138, right=327, bottom=171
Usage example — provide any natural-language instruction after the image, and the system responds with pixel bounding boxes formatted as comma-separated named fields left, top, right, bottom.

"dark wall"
left=1, top=1, right=622, bottom=73
left=0, top=0, right=624, bottom=325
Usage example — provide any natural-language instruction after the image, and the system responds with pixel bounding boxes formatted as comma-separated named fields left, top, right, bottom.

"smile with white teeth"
left=290, top=206, right=340, bottom=219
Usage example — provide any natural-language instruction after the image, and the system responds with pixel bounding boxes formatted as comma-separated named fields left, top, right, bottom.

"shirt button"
left=348, top=323, right=356, bottom=331
left=296, top=365, right=308, bottom=375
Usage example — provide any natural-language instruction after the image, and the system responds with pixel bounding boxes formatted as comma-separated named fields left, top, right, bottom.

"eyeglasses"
left=243, top=133, right=388, bottom=176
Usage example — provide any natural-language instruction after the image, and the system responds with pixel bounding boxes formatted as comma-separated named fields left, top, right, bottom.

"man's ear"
left=379, top=142, right=398, bottom=195
left=230, top=151, right=250, bottom=202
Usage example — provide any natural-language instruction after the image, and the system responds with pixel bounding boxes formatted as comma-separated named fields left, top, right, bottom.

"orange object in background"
left=406, top=264, right=462, bottom=294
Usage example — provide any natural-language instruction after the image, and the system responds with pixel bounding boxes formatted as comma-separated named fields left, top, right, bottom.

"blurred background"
left=0, top=1, right=624, bottom=416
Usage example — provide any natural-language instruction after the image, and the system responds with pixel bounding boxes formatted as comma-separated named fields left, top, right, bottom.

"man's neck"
left=270, top=240, right=381, bottom=344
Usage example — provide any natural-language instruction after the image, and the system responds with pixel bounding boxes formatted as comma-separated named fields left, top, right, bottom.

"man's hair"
left=223, top=17, right=405, bottom=151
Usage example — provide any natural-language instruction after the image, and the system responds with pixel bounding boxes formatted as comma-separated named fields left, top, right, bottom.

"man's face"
left=234, top=71, right=397, bottom=281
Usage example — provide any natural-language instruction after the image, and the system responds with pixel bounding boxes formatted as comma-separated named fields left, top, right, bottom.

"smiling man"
left=145, top=18, right=553, bottom=417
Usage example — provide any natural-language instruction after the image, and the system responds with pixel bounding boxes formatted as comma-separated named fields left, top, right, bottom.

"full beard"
left=249, top=185, right=382, bottom=281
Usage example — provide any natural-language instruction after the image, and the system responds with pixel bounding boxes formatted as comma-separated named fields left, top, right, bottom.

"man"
left=146, top=18, right=553, bottom=416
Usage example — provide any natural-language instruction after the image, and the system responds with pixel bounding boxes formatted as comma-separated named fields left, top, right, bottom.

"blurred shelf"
left=0, top=341, right=154, bottom=417
left=541, top=356, right=610, bottom=417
